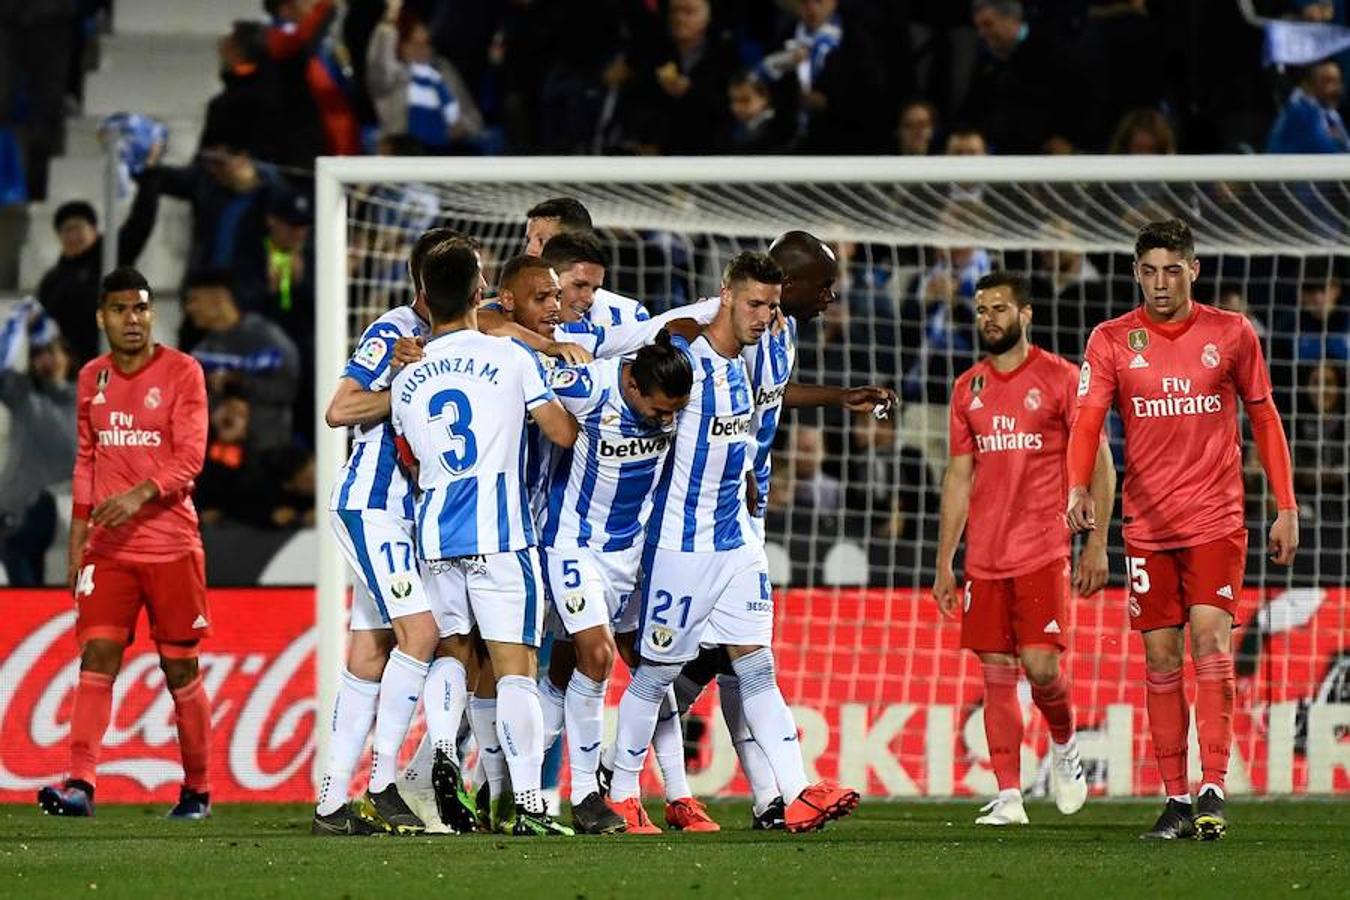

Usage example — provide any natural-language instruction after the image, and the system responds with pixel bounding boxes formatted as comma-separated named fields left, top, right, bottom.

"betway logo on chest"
left=708, top=413, right=753, bottom=446
left=97, top=411, right=163, bottom=447
left=598, top=433, right=670, bottom=461
left=1130, top=377, right=1222, bottom=419
left=974, top=414, right=1043, bottom=453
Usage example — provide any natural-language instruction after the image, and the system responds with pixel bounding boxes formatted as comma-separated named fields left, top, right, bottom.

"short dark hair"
left=630, top=329, right=694, bottom=398
left=421, top=239, right=483, bottom=323
left=54, top=201, right=98, bottom=232
left=499, top=254, right=554, bottom=294
left=409, top=226, right=472, bottom=292
left=1135, top=219, right=1195, bottom=260
left=229, top=20, right=268, bottom=64
left=722, top=251, right=784, bottom=288
left=975, top=271, right=1031, bottom=306
left=525, top=197, right=592, bottom=233
left=541, top=231, right=608, bottom=272
left=729, top=69, right=768, bottom=95
left=972, top=0, right=1023, bottom=18
left=184, top=267, right=237, bottom=297
left=99, top=266, right=152, bottom=305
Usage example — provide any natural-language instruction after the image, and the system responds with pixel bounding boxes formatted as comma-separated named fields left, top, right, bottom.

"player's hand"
left=91, top=483, right=155, bottom=530
left=933, top=566, right=959, bottom=619
left=1065, top=486, right=1095, bottom=534
left=1073, top=542, right=1109, bottom=597
left=391, top=336, right=424, bottom=370
left=1268, top=509, right=1299, bottom=566
left=545, top=341, right=593, bottom=366
left=841, top=385, right=898, bottom=418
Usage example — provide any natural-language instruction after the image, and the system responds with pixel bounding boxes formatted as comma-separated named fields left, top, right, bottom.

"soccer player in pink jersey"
left=935, top=272, right=1116, bottom=826
left=38, top=266, right=211, bottom=820
left=1066, top=219, right=1298, bottom=840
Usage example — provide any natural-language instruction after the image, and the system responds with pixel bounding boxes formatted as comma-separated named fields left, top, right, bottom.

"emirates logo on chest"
left=1024, top=387, right=1042, bottom=411
left=144, top=387, right=162, bottom=409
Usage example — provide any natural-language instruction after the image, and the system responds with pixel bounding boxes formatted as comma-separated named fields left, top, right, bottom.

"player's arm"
left=532, top=400, right=578, bottom=449
left=1066, top=329, right=1117, bottom=533
left=325, top=376, right=392, bottom=427
left=69, top=373, right=95, bottom=590
left=477, top=305, right=593, bottom=365
left=1073, top=442, right=1116, bottom=596
left=1246, top=397, right=1299, bottom=564
left=784, top=382, right=898, bottom=416
left=933, top=452, right=973, bottom=619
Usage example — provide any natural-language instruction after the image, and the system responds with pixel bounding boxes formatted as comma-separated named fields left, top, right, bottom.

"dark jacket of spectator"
left=192, top=312, right=301, bottom=452
left=1266, top=87, right=1350, bottom=154
left=266, top=0, right=361, bottom=156
left=960, top=22, right=1079, bottom=153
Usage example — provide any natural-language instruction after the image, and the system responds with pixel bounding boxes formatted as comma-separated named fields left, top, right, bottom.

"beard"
left=979, top=319, right=1023, bottom=355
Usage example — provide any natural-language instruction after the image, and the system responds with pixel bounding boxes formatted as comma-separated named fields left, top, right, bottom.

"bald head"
left=768, top=230, right=838, bottom=320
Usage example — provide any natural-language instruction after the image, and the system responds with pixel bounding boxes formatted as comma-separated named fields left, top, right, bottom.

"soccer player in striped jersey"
left=313, top=226, right=468, bottom=837
left=391, top=238, right=579, bottom=837
left=523, top=196, right=650, bottom=327
left=605, top=251, right=860, bottom=835
left=535, top=333, right=694, bottom=834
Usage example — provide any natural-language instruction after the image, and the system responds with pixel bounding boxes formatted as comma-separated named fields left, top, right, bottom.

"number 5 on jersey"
left=428, top=388, right=477, bottom=474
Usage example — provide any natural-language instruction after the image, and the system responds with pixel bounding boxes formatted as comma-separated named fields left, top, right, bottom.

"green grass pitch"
left=3, top=800, right=1347, bottom=899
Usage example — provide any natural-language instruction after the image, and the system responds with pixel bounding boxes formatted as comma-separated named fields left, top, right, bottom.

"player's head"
left=974, top=271, right=1031, bottom=355
left=623, top=329, right=694, bottom=428
left=421, top=239, right=485, bottom=326
left=524, top=197, right=592, bottom=255
left=721, top=251, right=783, bottom=347
left=541, top=232, right=607, bottom=323
left=98, top=266, right=155, bottom=355
left=1133, top=219, right=1198, bottom=319
left=768, top=231, right=838, bottom=320
left=53, top=201, right=99, bottom=259
left=497, top=254, right=562, bottom=338
left=184, top=267, right=240, bottom=332
left=409, top=226, right=473, bottom=297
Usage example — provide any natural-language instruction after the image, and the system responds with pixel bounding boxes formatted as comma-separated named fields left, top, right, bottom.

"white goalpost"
left=313, top=155, right=1350, bottom=795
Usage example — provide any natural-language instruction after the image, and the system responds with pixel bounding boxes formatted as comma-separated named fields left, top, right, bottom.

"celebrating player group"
left=37, top=200, right=1295, bottom=846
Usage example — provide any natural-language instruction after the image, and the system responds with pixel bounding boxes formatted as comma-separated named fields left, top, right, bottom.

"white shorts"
left=542, top=544, right=642, bottom=639
left=635, top=543, right=773, bottom=663
left=424, top=548, right=546, bottom=647
left=331, top=509, right=429, bottom=630
left=747, top=514, right=766, bottom=546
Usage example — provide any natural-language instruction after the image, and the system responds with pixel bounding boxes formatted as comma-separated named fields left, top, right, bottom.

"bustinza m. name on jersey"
left=540, top=358, right=678, bottom=552
left=391, top=329, right=555, bottom=560
left=647, top=335, right=755, bottom=552
left=329, top=305, right=427, bottom=519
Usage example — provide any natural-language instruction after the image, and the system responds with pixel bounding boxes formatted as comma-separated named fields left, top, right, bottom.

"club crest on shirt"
left=92, top=369, right=109, bottom=405
left=970, top=374, right=985, bottom=396
left=563, top=591, right=586, bottom=615
left=1127, top=329, right=1149, bottom=352
left=390, top=576, right=414, bottom=600
left=144, top=386, right=161, bottom=409
left=1201, top=342, right=1220, bottom=369
left=1024, top=387, right=1042, bottom=411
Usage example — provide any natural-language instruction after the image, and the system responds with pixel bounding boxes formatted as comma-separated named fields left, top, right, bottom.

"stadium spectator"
left=0, top=0, right=75, bottom=200
left=1290, top=361, right=1348, bottom=524
left=960, top=0, right=1080, bottom=153
left=726, top=71, right=791, bottom=154
left=256, top=444, right=316, bottom=529
left=1080, top=0, right=1167, bottom=151
left=844, top=411, right=931, bottom=542
left=1216, top=284, right=1269, bottom=341
left=264, top=0, right=361, bottom=157
left=0, top=301, right=75, bottom=586
left=1272, top=274, right=1350, bottom=391
left=1108, top=107, right=1178, bottom=154
left=897, top=100, right=938, bottom=155
left=791, top=424, right=842, bottom=511
left=1029, top=234, right=1106, bottom=359
left=36, top=186, right=159, bottom=368
left=621, top=0, right=739, bottom=155
left=945, top=126, right=988, bottom=156
left=184, top=268, right=301, bottom=453
left=206, top=21, right=300, bottom=168
left=366, top=7, right=485, bottom=153
left=1266, top=60, right=1350, bottom=153
left=195, top=387, right=261, bottom=527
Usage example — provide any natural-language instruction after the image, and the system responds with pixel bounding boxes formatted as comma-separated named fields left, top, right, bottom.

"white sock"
left=565, top=670, right=607, bottom=804
left=469, top=696, right=506, bottom=802
left=999, top=787, right=1023, bottom=802
left=1169, top=793, right=1193, bottom=805
left=730, top=649, right=808, bottom=804
left=600, top=741, right=616, bottom=774
left=610, top=662, right=682, bottom=801
left=497, top=674, right=545, bottom=812
left=718, top=674, right=780, bottom=813
left=1199, top=782, right=1225, bottom=800
left=654, top=686, right=691, bottom=801
left=370, top=649, right=428, bottom=792
left=399, top=733, right=434, bottom=792
left=424, top=657, right=468, bottom=766
left=316, top=670, right=379, bottom=816
left=539, top=674, right=567, bottom=751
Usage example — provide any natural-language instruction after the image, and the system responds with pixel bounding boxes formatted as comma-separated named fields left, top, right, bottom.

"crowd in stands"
left=0, top=1, right=1347, bottom=584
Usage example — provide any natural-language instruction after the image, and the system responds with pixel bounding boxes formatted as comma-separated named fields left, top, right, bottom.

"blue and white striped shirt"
left=744, top=314, right=798, bottom=518
left=540, top=358, right=677, bottom=552
left=328, top=305, right=427, bottom=517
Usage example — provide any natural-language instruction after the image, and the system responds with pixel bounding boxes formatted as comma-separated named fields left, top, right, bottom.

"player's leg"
left=1011, top=558, right=1084, bottom=816
left=474, top=548, right=572, bottom=836
left=468, top=644, right=511, bottom=829
left=716, top=672, right=783, bottom=829
left=1180, top=529, right=1245, bottom=841
left=315, top=626, right=390, bottom=835
left=1129, top=544, right=1195, bottom=840
left=961, top=576, right=1027, bottom=825
left=39, top=555, right=139, bottom=817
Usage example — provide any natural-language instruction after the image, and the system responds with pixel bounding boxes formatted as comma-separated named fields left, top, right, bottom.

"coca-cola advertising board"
left=1, top=587, right=1346, bottom=802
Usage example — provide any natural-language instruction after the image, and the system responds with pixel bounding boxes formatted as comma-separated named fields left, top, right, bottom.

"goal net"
left=316, top=156, right=1350, bottom=798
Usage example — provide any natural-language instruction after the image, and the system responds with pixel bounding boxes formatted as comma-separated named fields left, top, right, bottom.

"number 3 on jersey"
left=428, top=388, right=477, bottom=474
